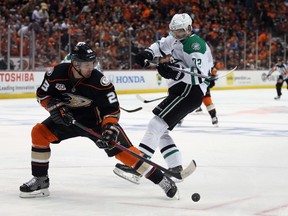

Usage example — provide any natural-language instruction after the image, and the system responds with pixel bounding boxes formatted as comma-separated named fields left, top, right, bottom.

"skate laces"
left=24, top=176, right=46, bottom=187
left=24, top=177, right=38, bottom=187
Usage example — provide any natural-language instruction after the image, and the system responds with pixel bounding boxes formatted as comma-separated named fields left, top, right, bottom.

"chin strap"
left=72, top=62, right=84, bottom=78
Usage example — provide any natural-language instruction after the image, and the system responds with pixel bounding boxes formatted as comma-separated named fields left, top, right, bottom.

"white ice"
left=0, top=89, right=288, bottom=216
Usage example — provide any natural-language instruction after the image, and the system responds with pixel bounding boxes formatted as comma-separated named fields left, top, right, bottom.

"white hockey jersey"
left=148, top=34, right=214, bottom=94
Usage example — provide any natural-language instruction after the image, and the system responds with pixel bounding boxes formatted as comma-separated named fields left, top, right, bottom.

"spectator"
left=38, top=2, right=49, bottom=26
left=0, top=0, right=287, bottom=70
left=0, top=55, right=15, bottom=70
left=31, top=5, right=41, bottom=24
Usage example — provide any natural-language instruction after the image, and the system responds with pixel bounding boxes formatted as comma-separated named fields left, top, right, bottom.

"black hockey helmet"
left=71, top=42, right=96, bottom=62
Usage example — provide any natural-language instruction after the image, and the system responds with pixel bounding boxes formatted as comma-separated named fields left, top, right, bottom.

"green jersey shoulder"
left=181, top=34, right=206, bottom=55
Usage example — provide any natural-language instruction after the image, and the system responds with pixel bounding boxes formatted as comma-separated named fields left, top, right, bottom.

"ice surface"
left=0, top=89, right=288, bottom=216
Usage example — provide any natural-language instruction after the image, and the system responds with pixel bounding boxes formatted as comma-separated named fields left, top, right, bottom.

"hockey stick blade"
left=72, top=120, right=195, bottom=180
left=213, top=66, right=238, bottom=80
left=120, top=106, right=142, bottom=113
left=180, top=160, right=197, bottom=179
left=136, top=94, right=166, bottom=103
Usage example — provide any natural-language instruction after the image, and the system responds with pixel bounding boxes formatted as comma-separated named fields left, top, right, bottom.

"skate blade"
left=175, top=189, right=180, bottom=200
left=113, top=167, right=141, bottom=185
left=19, top=188, right=50, bottom=198
left=168, top=189, right=180, bottom=200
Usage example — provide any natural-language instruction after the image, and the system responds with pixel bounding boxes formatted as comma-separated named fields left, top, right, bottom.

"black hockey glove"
left=157, top=63, right=185, bottom=81
left=47, top=99, right=74, bottom=126
left=95, top=139, right=114, bottom=149
left=102, top=123, right=119, bottom=142
left=135, top=50, right=153, bottom=67
left=209, top=79, right=215, bottom=88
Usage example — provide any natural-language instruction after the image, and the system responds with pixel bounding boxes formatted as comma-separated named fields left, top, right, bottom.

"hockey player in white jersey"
left=114, top=13, right=214, bottom=183
left=267, top=58, right=288, bottom=100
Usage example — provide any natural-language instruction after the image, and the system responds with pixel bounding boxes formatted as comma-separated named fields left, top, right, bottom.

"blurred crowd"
left=0, top=0, right=287, bottom=70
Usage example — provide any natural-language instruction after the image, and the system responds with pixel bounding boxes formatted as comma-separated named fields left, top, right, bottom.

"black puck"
left=191, top=193, right=200, bottom=202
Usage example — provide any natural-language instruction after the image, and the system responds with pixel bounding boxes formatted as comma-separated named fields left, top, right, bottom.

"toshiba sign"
left=0, top=72, right=34, bottom=82
left=0, top=71, right=44, bottom=96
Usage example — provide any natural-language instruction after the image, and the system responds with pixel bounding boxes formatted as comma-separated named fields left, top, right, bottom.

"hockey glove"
left=135, top=50, right=153, bottom=67
left=209, top=79, right=215, bottom=88
left=102, top=123, right=119, bottom=143
left=95, top=139, right=114, bottom=149
left=47, top=99, right=74, bottom=126
left=157, top=63, right=185, bottom=81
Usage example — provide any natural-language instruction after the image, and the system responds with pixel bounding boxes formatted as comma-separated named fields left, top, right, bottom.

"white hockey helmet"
left=169, top=13, right=192, bottom=40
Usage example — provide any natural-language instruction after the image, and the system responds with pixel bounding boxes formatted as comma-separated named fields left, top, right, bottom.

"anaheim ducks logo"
left=100, top=76, right=111, bottom=86
left=62, top=93, right=92, bottom=108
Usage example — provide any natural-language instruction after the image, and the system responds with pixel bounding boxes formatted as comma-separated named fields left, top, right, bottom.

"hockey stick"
left=120, top=106, right=142, bottom=113
left=72, top=119, right=196, bottom=180
left=136, top=94, right=166, bottom=103
left=147, top=61, right=237, bottom=81
left=167, top=65, right=238, bottom=81
left=215, top=66, right=238, bottom=79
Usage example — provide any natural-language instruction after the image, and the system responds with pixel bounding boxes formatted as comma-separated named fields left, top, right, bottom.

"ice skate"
left=113, top=163, right=142, bottom=184
left=274, top=96, right=281, bottom=100
left=19, top=176, right=50, bottom=198
left=166, top=165, right=184, bottom=182
left=212, top=117, right=218, bottom=126
left=158, top=175, right=179, bottom=199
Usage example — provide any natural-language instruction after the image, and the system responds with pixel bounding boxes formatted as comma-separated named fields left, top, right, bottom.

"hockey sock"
left=207, top=104, right=216, bottom=118
left=145, top=167, right=164, bottom=184
left=138, top=143, right=154, bottom=158
left=115, top=146, right=142, bottom=167
left=31, top=147, right=50, bottom=176
left=159, top=131, right=182, bottom=168
left=160, top=144, right=182, bottom=168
